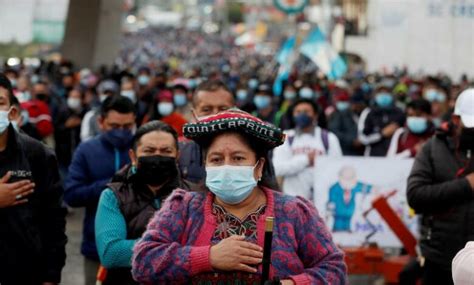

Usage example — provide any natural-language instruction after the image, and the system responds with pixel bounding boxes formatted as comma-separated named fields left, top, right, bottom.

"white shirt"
left=452, top=242, right=474, bottom=285
left=273, top=126, right=343, bottom=200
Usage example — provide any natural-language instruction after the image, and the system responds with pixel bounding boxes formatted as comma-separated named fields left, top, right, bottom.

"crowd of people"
left=0, top=27, right=473, bottom=285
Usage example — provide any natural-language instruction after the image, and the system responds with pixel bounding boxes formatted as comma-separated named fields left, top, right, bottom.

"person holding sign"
left=131, top=109, right=346, bottom=284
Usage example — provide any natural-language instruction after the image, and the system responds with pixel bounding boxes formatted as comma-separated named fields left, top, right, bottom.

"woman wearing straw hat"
left=131, top=109, right=347, bottom=284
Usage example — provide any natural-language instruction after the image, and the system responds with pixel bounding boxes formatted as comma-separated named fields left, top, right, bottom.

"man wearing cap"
left=407, top=88, right=474, bottom=285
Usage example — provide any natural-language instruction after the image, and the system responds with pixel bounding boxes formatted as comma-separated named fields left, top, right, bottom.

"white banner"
left=314, top=156, right=418, bottom=248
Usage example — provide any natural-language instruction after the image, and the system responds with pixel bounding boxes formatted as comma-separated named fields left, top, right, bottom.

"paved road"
left=63, top=208, right=85, bottom=285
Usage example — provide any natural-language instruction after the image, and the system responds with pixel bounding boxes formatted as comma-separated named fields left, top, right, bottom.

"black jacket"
left=361, top=106, right=405, bottom=156
left=0, top=124, right=67, bottom=285
left=407, top=131, right=473, bottom=269
left=103, top=165, right=193, bottom=285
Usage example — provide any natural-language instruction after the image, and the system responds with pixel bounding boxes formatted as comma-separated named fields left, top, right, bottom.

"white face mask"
left=157, top=102, right=174, bottom=116
left=0, top=108, right=12, bottom=134
left=67, top=97, right=82, bottom=110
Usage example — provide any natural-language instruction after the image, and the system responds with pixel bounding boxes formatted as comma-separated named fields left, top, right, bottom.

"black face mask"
left=136, top=155, right=178, bottom=186
left=459, top=127, right=474, bottom=151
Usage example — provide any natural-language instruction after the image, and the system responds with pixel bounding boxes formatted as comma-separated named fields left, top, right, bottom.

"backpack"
left=287, top=128, right=330, bottom=153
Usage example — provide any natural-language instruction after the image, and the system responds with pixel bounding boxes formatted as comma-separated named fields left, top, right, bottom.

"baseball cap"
left=454, top=88, right=474, bottom=128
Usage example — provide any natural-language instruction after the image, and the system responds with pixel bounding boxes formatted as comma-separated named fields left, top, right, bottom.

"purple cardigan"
left=132, top=188, right=347, bottom=284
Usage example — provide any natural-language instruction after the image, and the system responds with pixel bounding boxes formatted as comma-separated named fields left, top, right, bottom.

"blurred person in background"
left=9, top=95, right=42, bottom=140
left=328, top=90, right=364, bottom=156
left=65, top=96, right=136, bottom=285
left=359, top=84, right=406, bottom=156
left=54, top=88, right=87, bottom=178
left=386, top=99, right=435, bottom=158
left=273, top=99, right=342, bottom=200
left=81, top=79, right=119, bottom=141
left=234, top=83, right=253, bottom=113
left=172, top=84, right=193, bottom=121
left=143, top=89, right=187, bottom=136
left=422, top=81, right=449, bottom=127
left=276, top=83, right=298, bottom=130
left=120, top=77, right=147, bottom=126
left=0, top=73, right=67, bottom=285
left=95, top=121, right=193, bottom=285
left=407, top=89, right=474, bottom=285
left=252, top=84, right=277, bottom=125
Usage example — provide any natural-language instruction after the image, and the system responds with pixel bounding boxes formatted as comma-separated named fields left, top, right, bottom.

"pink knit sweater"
left=132, top=188, right=347, bottom=284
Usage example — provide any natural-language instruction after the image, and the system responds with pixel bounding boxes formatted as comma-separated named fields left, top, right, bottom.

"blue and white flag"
left=273, top=36, right=296, bottom=96
left=299, top=28, right=347, bottom=80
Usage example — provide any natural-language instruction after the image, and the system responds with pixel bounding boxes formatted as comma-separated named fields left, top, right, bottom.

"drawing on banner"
left=314, top=156, right=417, bottom=248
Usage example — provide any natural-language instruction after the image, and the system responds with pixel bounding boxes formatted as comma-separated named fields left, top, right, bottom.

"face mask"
left=248, top=79, right=259, bottom=89
left=67, top=97, right=82, bottom=110
left=121, top=90, right=136, bottom=103
left=136, top=155, right=178, bottom=186
left=253, top=95, right=271, bottom=110
left=236, top=90, right=248, bottom=101
left=336, top=101, right=350, bottom=112
left=206, top=164, right=258, bottom=205
left=294, top=113, right=314, bottom=129
left=31, top=75, right=39, bottom=85
left=299, top=88, right=314, bottom=99
left=375, top=92, right=393, bottom=108
left=103, top=128, right=134, bottom=149
left=436, top=92, right=446, bottom=103
left=36, top=93, right=48, bottom=102
left=138, top=75, right=150, bottom=86
left=284, top=91, right=296, bottom=100
left=16, top=91, right=31, bottom=103
left=99, top=94, right=109, bottom=103
left=459, top=127, right=474, bottom=150
left=407, top=116, right=428, bottom=134
left=9, top=79, right=17, bottom=88
left=0, top=108, right=11, bottom=134
left=424, top=90, right=439, bottom=102
left=188, top=79, right=198, bottom=89
left=173, top=94, right=187, bottom=107
left=157, top=102, right=174, bottom=116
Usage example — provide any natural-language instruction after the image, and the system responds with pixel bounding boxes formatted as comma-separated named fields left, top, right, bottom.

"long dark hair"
left=201, top=131, right=279, bottom=190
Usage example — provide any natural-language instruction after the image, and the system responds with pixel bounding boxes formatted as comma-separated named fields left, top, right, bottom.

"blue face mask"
left=173, top=94, right=187, bottom=107
left=236, top=90, right=248, bottom=101
left=284, top=91, right=296, bottom=100
left=248, top=79, right=259, bottom=89
left=254, top=95, right=271, bottom=110
left=0, top=109, right=11, bottom=134
left=375, top=92, right=393, bottom=108
left=294, top=113, right=314, bottom=129
left=299, top=88, right=314, bottom=99
left=407, top=116, right=428, bottom=134
left=138, top=75, right=150, bottom=86
left=103, top=128, right=134, bottom=149
left=206, top=164, right=258, bottom=205
left=336, top=101, right=351, bottom=112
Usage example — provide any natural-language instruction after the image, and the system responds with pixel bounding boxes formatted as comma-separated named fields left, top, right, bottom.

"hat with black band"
left=183, top=108, right=285, bottom=149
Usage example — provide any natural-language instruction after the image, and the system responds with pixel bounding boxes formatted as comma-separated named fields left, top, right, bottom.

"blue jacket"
left=64, top=134, right=130, bottom=260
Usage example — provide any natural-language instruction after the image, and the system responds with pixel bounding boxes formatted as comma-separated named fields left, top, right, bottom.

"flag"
left=273, top=36, right=296, bottom=96
left=299, top=28, right=347, bottom=80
